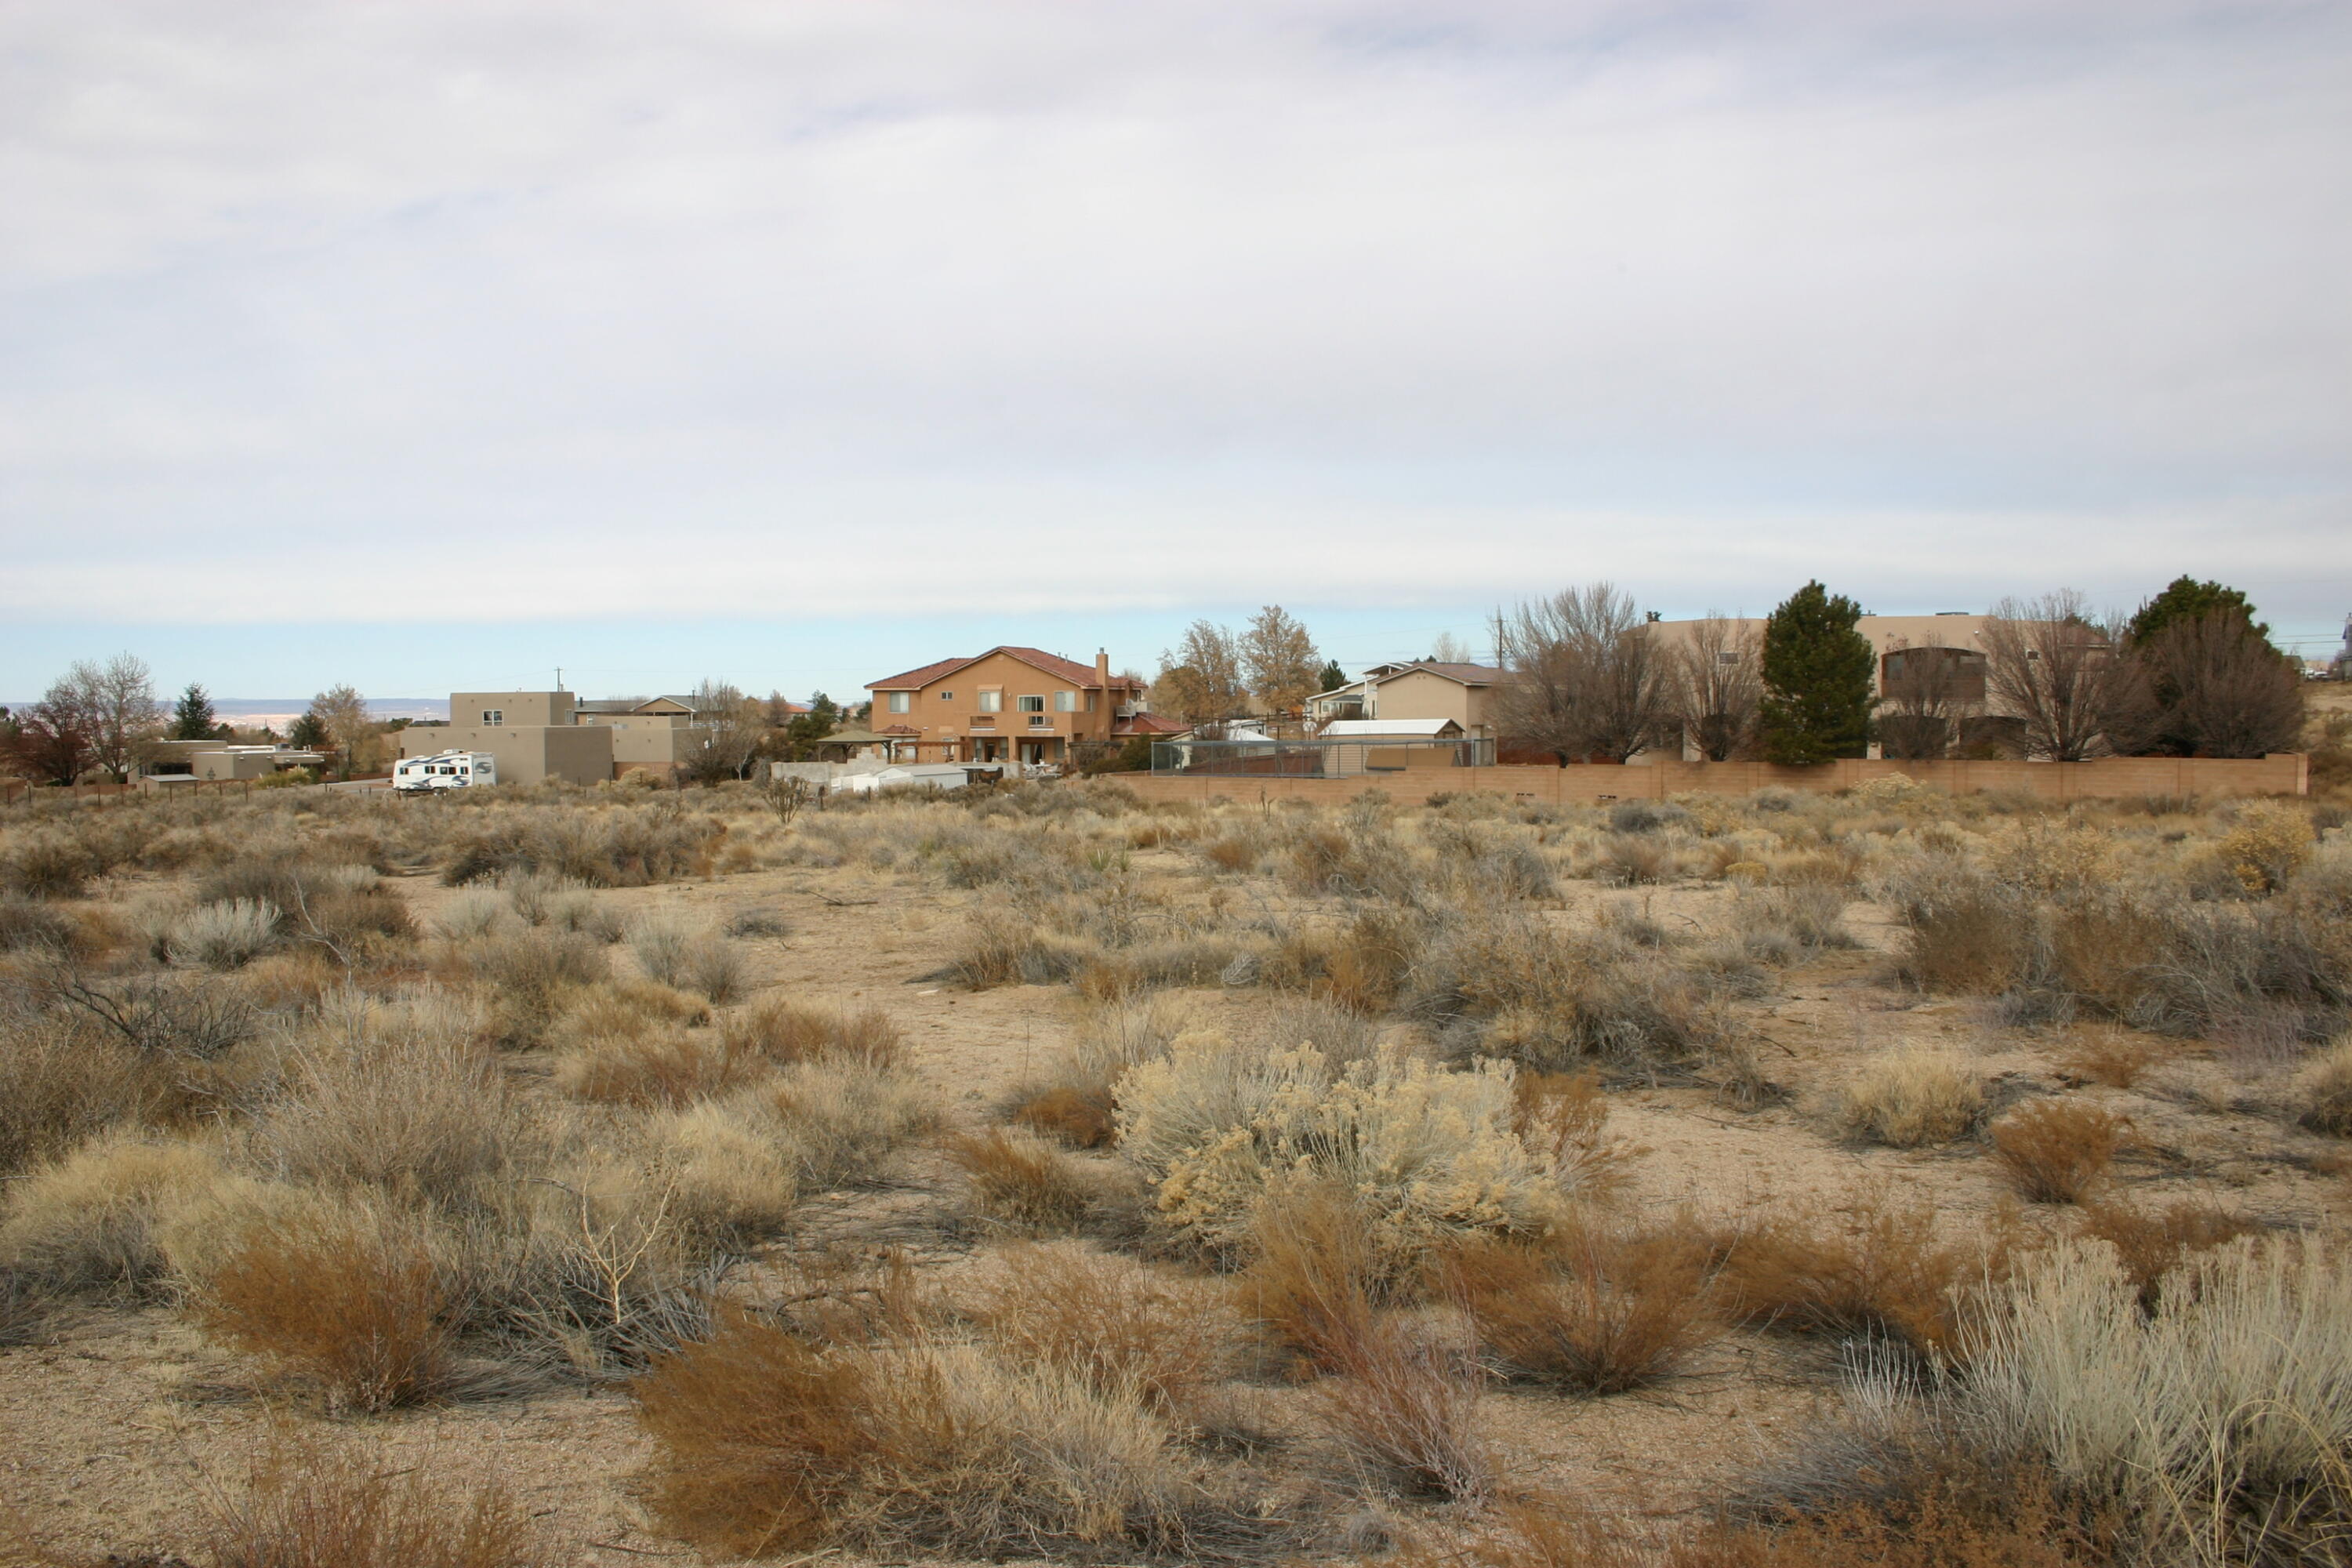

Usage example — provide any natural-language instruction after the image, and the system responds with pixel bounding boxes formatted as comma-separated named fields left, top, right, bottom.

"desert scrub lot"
left=1, top=775, right=2349, bottom=1566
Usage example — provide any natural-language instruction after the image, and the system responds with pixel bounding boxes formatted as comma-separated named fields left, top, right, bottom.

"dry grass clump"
left=434, top=889, right=509, bottom=941
left=1239, top=1178, right=1392, bottom=1363
left=0, top=1264, right=53, bottom=1347
left=204, top=1436, right=538, bottom=1568
left=1730, top=884, right=1857, bottom=960
left=950, top=906, right=1095, bottom=989
left=439, top=800, right=718, bottom=887
left=0, top=1007, right=184, bottom=1178
left=1510, top=1071, right=1631, bottom=1196
left=1715, top=1197, right=2016, bottom=1365
left=1879, top=851, right=2350, bottom=1044
left=163, top=897, right=282, bottom=969
left=2296, top=1034, right=2352, bottom=1135
left=724, top=997, right=904, bottom=1069
left=0, top=894, right=85, bottom=955
left=645, top=1098, right=804, bottom=1245
left=1014, top=1084, right=1118, bottom=1149
left=633, top=1310, right=1232, bottom=1560
left=2075, top=1198, right=2257, bottom=1310
left=768, top=1061, right=938, bottom=1189
left=552, top=976, right=712, bottom=1038
left=1969, top=1234, right=2352, bottom=1561
left=1444, top=1223, right=1722, bottom=1396
left=1987, top=1098, right=2127, bottom=1204
left=1835, top=1050, right=1984, bottom=1148
left=506, top=871, right=624, bottom=941
left=1883, top=866, right=2029, bottom=996
left=2055, top=1025, right=2160, bottom=1089
left=197, top=853, right=418, bottom=960
left=966, top=1242, right=1244, bottom=1414
left=0, top=1133, right=234, bottom=1296
left=1310, top=1310, right=1490, bottom=1501
left=445, top=926, right=608, bottom=1044
left=1202, top=833, right=1261, bottom=873
left=628, top=911, right=748, bottom=1001
left=1008, top=994, right=1200, bottom=1150
left=1, top=829, right=101, bottom=899
left=259, top=989, right=514, bottom=1209
left=199, top=1202, right=452, bottom=1411
left=1404, top=1479, right=2107, bottom=1567
left=1407, top=909, right=1726, bottom=1071
left=556, top=1025, right=759, bottom=1109
left=2219, top=800, right=2315, bottom=894
left=946, top=1127, right=1094, bottom=1234
left=1116, top=1033, right=1562, bottom=1258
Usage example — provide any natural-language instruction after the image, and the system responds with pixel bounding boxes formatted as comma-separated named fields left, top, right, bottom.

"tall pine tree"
left=1759, top=581, right=1875, bottom=764
left=172, top=682, right=217, bottom=740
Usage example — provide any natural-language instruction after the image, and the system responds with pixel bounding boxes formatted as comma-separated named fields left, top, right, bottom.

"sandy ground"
left=4, top=846, right=2348, bottom=1565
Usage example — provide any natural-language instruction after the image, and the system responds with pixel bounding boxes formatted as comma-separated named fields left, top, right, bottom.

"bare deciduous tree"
left=1154, top=621, right=1250, bottom=735
left=51, top=655, right=165, bottom=782
left=1875, top=639, right=1984, bottom=760
left=2118, top=615, right=2304, bottom=758
left=6, top=696, right=90, bottom=786
left=1240, top=605, right=1322, bottom=723
left=1671, top=615, right=1762, bottom=761
left=1425, top=631, right=1478, bottom=665
left=308, top=684, right=381, bottom=775
left=686, top=680, right=763, bottom=782
left=1492, top=583, right=1674, bottom=764
left=1980, top=592, right=2132, bottom=761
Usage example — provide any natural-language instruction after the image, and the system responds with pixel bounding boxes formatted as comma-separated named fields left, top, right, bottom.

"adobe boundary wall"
left=1123, top=753, right=2308, bottom=808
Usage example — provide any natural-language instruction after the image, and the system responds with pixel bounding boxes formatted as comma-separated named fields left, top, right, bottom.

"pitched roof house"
left=866, top=647, right=1148, bottom=768
left=1308, top=661, right=1506, bottom=739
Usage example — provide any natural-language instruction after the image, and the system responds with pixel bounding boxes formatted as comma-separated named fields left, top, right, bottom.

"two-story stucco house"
left=1308, top=661, right=1505, bottom=740
left=866, top=648, right=1149, bottom=769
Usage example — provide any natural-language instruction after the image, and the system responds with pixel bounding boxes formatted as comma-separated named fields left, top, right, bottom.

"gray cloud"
left=3, top=1, right=2347, bottom=629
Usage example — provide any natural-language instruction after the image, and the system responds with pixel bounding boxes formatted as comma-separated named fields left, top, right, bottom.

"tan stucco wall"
left=451, top=691, right=577, bottom=729
left=1366, top=670, right=1494, bottom=734
left=401, top=723, right=612, bottom=786
left=610, top=724, right=706, bottom=766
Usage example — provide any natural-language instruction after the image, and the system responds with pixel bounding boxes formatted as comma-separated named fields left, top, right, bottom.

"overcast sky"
left=3, top=0, right=2347, bottom=700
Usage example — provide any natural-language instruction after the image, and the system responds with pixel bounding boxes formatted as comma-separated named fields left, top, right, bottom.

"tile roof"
left=868, top=645, right=1145, bottom=691
left=1111, top=713, right=1189, bottom=736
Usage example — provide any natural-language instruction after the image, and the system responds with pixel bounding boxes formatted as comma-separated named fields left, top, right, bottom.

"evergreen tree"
left=1759, top=581, right=1875, bottom=764
left=784, top=691, right=840, bottom=753
left=287, top=710, right=327, bottom=750
left=2126, top=576, right=2270, bottom=648
left=1318, top=659, right=1348, bottom=692
left=172, top=682, right=218, bottom=740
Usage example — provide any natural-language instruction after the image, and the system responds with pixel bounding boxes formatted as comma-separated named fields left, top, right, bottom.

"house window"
left=1054, top=691, right=1076, bottom=712
left=978, top=691, right=1001, bottom=713
left=1715, top=652, right=1740, bottom=667
left=1086, top=692, right=1098, bottom=712
left=1018, top=695, right=1045, bottom=713
left=938, top=691, right=953, bottom=701
left=887, top=692, right=910, bottom=714
left=1029, top=714, right=1051, bottom=728
left=481, top=710, right=503, bottom=727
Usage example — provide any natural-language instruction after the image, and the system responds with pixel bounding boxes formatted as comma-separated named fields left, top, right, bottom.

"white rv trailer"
left=393, top=751, right=497, bottom=793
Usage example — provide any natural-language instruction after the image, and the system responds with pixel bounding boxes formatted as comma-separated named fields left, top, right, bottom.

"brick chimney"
left=1094, top=648, right=1110, bottom=687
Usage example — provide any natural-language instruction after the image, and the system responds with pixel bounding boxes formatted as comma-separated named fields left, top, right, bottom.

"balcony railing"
left=1027, top=715, right=1051, bottom=728
left=969, top=715, right=996, bottom=728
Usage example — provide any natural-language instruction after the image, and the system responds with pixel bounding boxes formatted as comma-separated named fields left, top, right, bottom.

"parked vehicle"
left=394, top=751, right=497, bottom=792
